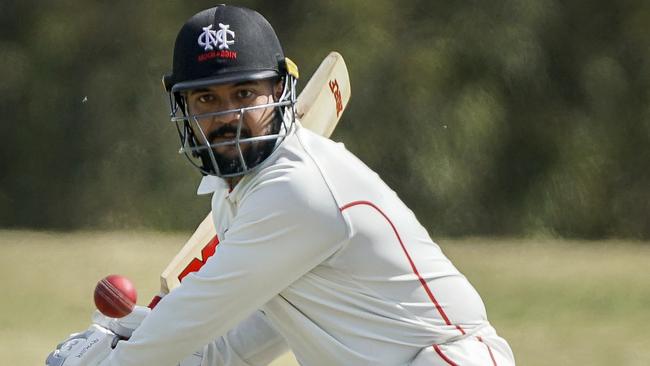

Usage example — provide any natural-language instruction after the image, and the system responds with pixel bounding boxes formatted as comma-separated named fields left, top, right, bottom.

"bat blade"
left=151, top=52, right=351, bottom=306
left=295, top=52, right=351, bottom=137
left=158, top=212, right=215, bottom=294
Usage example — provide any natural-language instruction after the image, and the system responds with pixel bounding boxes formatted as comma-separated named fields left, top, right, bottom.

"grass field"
left=1, top=230, right=648, bottom=365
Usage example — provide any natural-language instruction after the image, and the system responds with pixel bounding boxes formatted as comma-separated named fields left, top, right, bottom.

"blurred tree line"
left=1, top=0, right=648, bottom=238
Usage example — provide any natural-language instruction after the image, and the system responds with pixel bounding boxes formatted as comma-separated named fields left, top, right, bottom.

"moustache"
left=207, top=124, right=252, bottom=142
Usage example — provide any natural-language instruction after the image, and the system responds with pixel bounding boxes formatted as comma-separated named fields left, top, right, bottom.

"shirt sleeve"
left=103, top=163, right=348, bottom=365
left=199, top=310, right=289, bottom=366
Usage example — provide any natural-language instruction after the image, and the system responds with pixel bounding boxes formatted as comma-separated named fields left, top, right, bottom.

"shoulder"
left=236, top=131, right=341, bottom=224
left=224, top=134, right=348, bottom=246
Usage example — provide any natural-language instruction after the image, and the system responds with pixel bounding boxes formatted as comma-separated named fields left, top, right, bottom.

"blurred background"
left=2, top=0, right=649, bottom=237
left=1, top=1, right=649, bottom=365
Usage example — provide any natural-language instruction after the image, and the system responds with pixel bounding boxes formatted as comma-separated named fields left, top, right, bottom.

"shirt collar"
left=195, top=123, right=299, bottom=198
left=196, top=175, right=229, bottom=195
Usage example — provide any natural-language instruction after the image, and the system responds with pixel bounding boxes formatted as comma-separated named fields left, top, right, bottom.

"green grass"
left=1, top=231, right=648, bottom=365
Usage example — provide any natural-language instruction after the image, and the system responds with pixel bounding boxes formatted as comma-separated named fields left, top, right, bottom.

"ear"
left=273, top=79, right=284, bottom=100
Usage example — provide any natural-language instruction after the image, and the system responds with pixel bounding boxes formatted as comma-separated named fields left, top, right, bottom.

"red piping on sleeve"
left=477, top=336, right=498, bottom=365
left=433, top=344, right=459, bottom=366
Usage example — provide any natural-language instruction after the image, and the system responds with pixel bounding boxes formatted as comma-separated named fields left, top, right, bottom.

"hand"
left=92, top=305, right=151, bottom=338
left=45, top=325, right=116, bottom=366
left=46, top=306, right=150, bottom=366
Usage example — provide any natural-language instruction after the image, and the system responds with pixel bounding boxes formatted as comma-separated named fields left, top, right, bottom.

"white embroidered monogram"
left=197, top=23, right=235, bottom=51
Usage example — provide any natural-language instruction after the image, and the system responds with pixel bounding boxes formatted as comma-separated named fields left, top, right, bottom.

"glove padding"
left=46, top=306, right=150, bottom=366
left=93, top=306, right=150, bottom=338
left=46, top=324, right=116, bottom=366
left=46, top=306, right=204, bottom=366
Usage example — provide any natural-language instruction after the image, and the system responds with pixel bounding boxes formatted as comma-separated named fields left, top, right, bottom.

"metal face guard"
left=169, top=75, right=297, bottom=177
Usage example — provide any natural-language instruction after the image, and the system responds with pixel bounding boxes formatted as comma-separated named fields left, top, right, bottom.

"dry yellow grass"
left=0, top=231, right=648, bottom=365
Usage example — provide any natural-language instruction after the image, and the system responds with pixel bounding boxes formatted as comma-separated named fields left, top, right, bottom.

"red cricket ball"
left=94, top=274, right=138, bottom=318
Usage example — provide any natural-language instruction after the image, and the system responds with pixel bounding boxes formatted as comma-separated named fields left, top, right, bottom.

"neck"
left=226, top=176, right=242, bottom=191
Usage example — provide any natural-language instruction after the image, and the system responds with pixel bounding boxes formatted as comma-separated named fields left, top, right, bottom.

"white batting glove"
left=92, top=305, right=151, bottom=338
left=46, top=306, right=150, bottom=366
left=45, top=324, right=116, bottom=366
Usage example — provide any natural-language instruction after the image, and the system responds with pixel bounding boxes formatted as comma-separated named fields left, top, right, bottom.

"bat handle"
left=148, top=294, right=163, bottom=309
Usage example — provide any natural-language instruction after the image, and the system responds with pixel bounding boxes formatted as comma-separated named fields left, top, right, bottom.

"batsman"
left=47, top=4, right=515, bottom=366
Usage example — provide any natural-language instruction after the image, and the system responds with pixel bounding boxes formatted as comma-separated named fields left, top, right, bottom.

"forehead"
left=186, top=79, right=272, bottom=96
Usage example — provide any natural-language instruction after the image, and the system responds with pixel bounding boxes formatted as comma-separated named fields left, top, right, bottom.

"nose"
left=213, top=105, right=242, bottom=125
left=199, top=105, right=242, bottom=134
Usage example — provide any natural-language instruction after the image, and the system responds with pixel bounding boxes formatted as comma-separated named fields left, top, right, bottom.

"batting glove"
left=46, top=306, right=150, bottom=366
left=93, top=305, right=151, bottom=338
left=45, top=324, right=116, bottom=366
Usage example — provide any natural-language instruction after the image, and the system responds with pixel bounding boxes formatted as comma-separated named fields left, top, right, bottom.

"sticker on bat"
left=329, top=79, right=343, bottom=117
left=178, top=236, right=220, bottom=282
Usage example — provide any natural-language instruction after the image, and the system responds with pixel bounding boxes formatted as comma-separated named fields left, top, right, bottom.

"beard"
left=204, top=120, right=277, bottom=176
left=212, top=140, right=275, bottom=175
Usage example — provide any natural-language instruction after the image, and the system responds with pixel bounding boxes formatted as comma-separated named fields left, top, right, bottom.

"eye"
left=198, top=94, right=215, bottom=103
left=236, top=89, right=254, bottom=99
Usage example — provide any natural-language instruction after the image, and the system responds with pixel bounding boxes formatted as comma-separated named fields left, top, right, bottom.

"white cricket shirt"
left=103, top=125, right=514, bottom=366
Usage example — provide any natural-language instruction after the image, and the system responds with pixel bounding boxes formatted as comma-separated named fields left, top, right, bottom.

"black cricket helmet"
left=164, top=4, right=299, bottom=178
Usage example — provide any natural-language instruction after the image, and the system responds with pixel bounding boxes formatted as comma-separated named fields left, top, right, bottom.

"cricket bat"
left=148, top=52, right=351, bottom=308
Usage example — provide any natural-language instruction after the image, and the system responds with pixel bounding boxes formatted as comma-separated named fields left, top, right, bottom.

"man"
left=47, top=5, right=515, bottom=366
